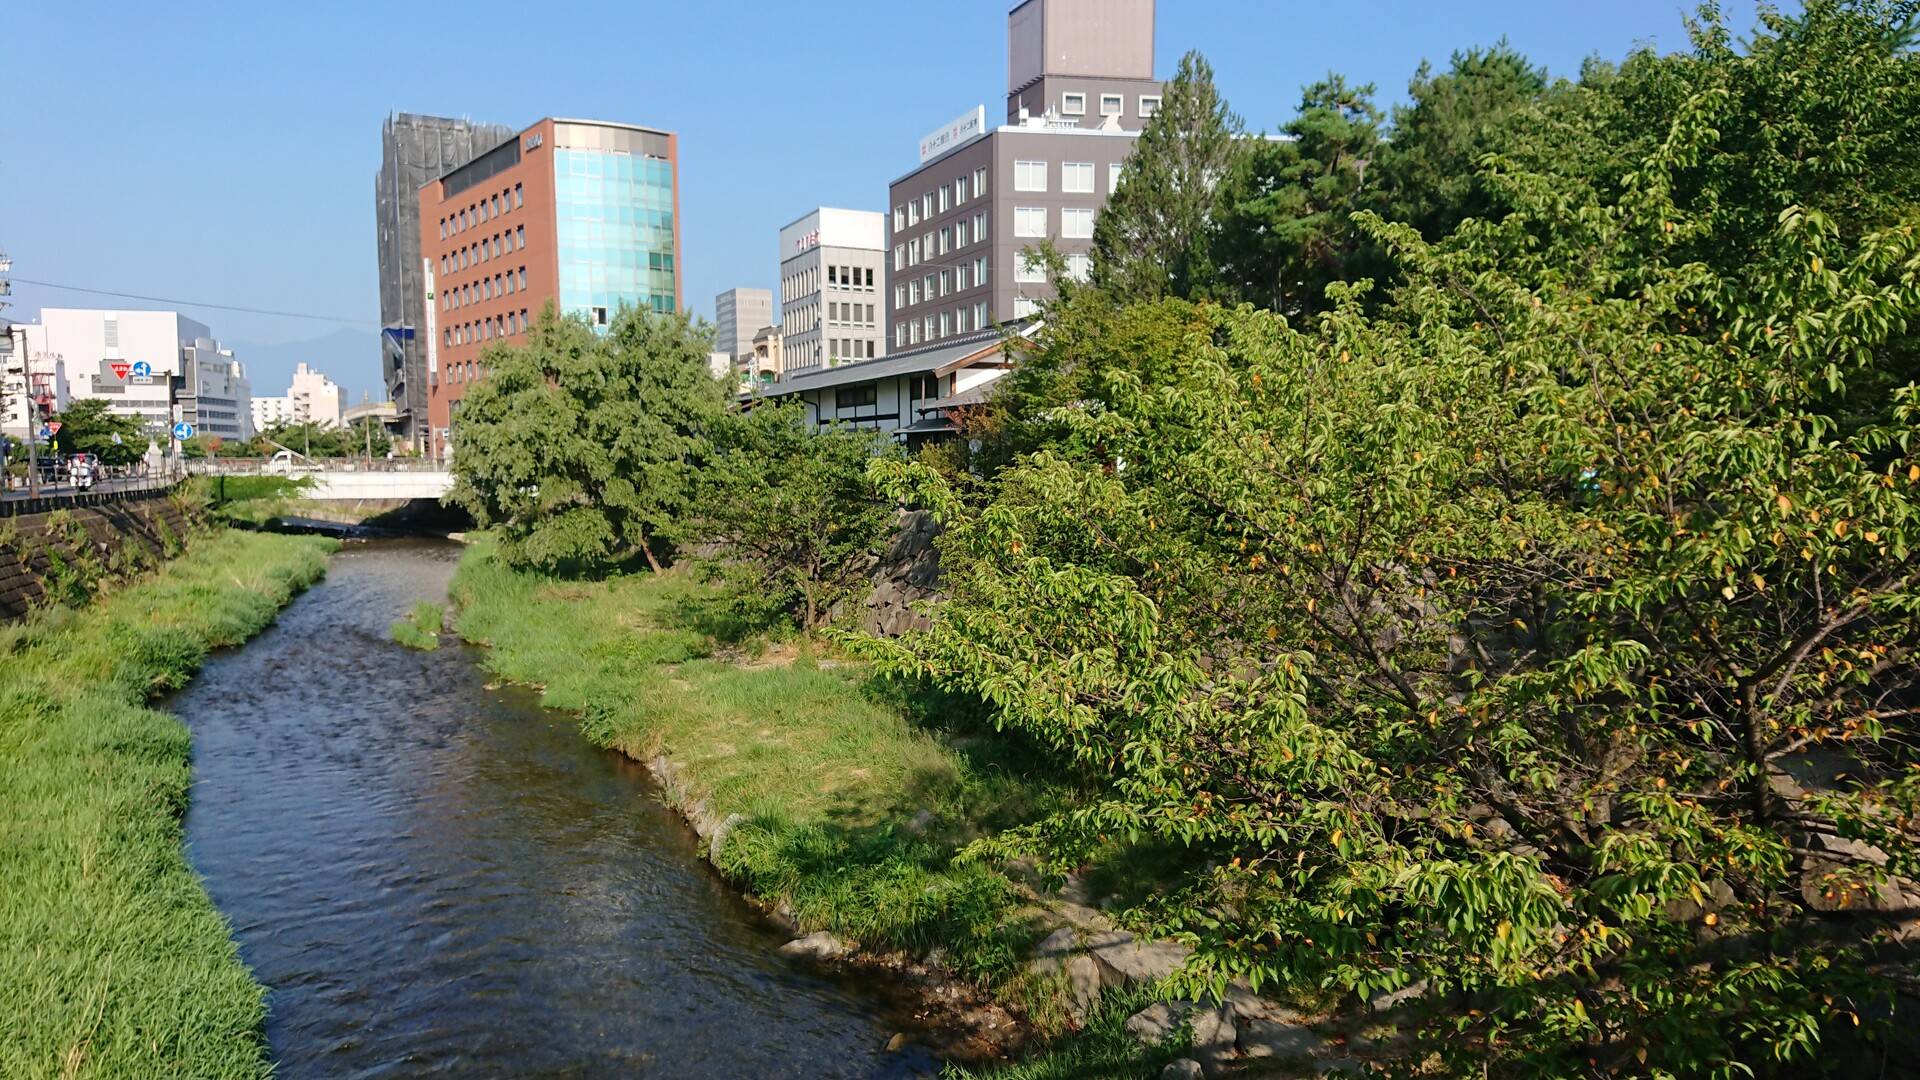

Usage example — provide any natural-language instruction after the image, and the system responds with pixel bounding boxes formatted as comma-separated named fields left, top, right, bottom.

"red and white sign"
left=46, top=422, right=62, bottom=436
left=110, top=362, right=132, bottom=380
left=793, top=230, right=820, bottom=254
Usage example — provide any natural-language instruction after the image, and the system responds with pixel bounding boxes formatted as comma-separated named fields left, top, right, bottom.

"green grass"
left=0, top=528, right=336, bottom=1079
left=391, top=600, right=443, bottom=651
left=449, top=536, right=1076, bottom=986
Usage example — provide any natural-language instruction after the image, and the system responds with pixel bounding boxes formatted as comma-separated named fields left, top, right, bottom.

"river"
left=176, top=539, right=943, bottom=1078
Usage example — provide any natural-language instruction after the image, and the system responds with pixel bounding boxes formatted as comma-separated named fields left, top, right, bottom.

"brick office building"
left=417, top=117, right=681, bottom=458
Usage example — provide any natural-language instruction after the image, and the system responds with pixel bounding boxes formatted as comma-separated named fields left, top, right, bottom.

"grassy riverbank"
left=0, top=529, right=335, bottom=1079
left=449, top=535, right=1084, bottom=995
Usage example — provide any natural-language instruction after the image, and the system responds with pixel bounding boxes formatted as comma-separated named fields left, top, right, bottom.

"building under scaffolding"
left=375, top=112, right=514, bottom=449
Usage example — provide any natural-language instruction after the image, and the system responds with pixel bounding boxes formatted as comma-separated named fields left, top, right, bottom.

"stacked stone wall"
left=0, top=491, right=200, bottom=621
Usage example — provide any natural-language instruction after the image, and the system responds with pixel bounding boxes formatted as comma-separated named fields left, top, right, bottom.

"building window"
left=865, top=303, right=875, bottom=326
left=894, top=244, right=905, bottom=271
left=939, top=227, right=952, bottom=255
left=922, top=193, right=934, bottom=218
left=939, top=269, right=951, bottom=296
left=1015, top=252, right=1048, bottom=283
left=1062, top=92, right=1087, bottom=116
left=940, top=311, right=953, bottom=337
left=973, top=211, right=987, bottom=239
left=1014, top=207, right=1047, bottom=237
left=1014, top=296, right=1042, bottom=318
left=592, top=306, right=609, bottom=327
left=516, top=225, right=524, bottom=248
left=1063, top=162, right=1095, bottom=193
left=895, top=285, right=907, bottom=309
left=956, top=219, right=970, bottom=247
left=828, top=265, right=838, bottom=286
left=974, top=167, right=988, bottom=196
left=957, top=266, right=970, bottom=291
left=910, top=239, right=921, bottom=266
left=974, top=256, right=989, bottom=285
left=908, top=201, right=920, bottom=226
left=518, top=268, right=526, bottom=290
left=1062, top=208, right=1095, bottom=238
left=1066, top=253, right=1093, bottom=281
left=955, top=175, right=969, bottom=203
left=939, top=184, right=951, bottom=212
left=976, top=300, right=989, bottom=326
left=896, top=323, right=907, bottom=348
left=1014, top=160, right=1048, bottom=191
left=514, top=184, right=523, bottom=208
left=1140, top=95, right=1162, bottom=118
left=1101, top=94, right=1124, bottom=116
left=1109, top=162, right=1126, bottom=192
left=439, top=219, right=447, bottom=239
left=910, top=280, right=922, bottom=304
left=894, top=206, right=906, bottom=231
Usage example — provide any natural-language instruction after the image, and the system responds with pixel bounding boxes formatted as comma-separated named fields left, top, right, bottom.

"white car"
left=263, top=450, right=320, bottom=476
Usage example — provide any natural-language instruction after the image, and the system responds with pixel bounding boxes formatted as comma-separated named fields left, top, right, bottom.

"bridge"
left=188, top=461, right=455, bottom=501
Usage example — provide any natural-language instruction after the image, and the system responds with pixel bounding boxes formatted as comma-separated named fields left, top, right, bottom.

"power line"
left=11, top=278, right=375, bottom=327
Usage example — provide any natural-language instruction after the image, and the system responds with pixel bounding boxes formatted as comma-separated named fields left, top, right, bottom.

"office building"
left=714, top=287, right=772, bottom=369
left=419, top=117, right=682, bottom=458
left=24, top=309, right=253, bottom=440
left=376, top=113, right=515, bottom=450
left=886, top=0, right=1161, bottom=349
left=779, top=208, right=887, bottom=376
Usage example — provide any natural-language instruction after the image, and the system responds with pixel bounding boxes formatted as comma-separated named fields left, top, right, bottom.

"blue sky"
left=4, top=0, right=1771, bottom=400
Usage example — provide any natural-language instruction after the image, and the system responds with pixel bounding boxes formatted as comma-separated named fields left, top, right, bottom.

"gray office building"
left=375, top=112, right=513, bottom=448
left=714, top=287, right=773, bottom=367
left=886, top=0, right=1161, bottom=349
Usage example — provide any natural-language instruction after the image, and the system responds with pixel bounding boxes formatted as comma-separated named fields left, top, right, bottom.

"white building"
left=288, top=362, right=346, bottom=429
left=779, top=208, right=888, bottom=376
left=1, top=324, right=69, bottom=438
left=22, top=309, right=254, bottom=441
left=252, top=396, right=293, bottom=431
left=753, top=322, right=1030, bottom=444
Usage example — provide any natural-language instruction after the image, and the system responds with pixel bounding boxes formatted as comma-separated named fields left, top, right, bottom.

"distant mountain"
left=227, top=328, right=384, bottom=404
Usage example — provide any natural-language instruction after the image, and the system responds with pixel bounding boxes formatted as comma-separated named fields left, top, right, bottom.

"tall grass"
left=0, top=529, right=335, bottom=1079
left=449, top=536, right=1074, bottom=985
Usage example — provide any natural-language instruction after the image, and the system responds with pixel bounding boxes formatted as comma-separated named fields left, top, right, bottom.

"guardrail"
left=184, top=459, right=452, bottom=476
left=0, top=475, right=188, bottom=518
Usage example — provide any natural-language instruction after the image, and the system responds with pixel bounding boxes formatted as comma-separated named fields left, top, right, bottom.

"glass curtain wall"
left=553, top=149, right=676, bottom=324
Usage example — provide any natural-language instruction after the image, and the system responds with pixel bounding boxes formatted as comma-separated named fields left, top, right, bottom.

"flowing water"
left=178, top=539, right=942, bottom=1078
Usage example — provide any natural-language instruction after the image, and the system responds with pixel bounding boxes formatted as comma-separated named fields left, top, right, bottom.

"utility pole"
left=0, top=249, right=34, bottom=498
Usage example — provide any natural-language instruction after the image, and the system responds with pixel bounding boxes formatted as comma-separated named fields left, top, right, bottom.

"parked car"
left=263, top=449, right=320, bottom=476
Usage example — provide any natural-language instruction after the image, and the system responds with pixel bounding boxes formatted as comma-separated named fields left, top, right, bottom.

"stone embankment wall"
left=0, top=490, right=199, bottom=621
left=859, top=510, right=942, bottom=638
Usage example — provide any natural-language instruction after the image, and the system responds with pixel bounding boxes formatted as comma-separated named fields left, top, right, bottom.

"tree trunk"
left=638, top=534, right=663, bottom=573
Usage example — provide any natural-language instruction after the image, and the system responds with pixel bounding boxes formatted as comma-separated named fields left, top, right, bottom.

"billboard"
left=919, top=106, right=987, bottom=165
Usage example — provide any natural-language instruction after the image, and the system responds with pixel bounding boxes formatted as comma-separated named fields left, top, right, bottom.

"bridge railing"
left=184, top=459, right=452, bottom=476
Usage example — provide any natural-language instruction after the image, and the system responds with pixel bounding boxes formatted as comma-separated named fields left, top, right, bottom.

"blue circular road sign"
left=172, top=423, right=194, bottom=441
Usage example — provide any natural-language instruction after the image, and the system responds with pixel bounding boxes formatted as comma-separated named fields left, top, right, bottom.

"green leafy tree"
left=676, top=400, right=901, bottom=634
left=51, top=398, right=144, bottom=466
left=1379, top=42, right=1549, bottom=241
left=1090, top=51, right=1243, bottom=303
left=448, top=304, right=727, bottom=573
left=1209, top=75, right=1387, bottom=316
left=862, top=5, right=1920, bottom=1074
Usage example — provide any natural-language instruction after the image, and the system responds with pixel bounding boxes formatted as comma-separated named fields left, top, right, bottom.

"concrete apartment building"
left=886, top=0, right=1160, bottom=349
left=713, top=287, right=772, bottom=370
left=0, top=326, right=68, bottom=438
left=251, top=362, right=347, bottom=432
left=376, top=113, right=515, bottom=450
left=779, top=208, right=887, bottom=376
left=418, top=117, right=682, bottom=458
left=22, top=309, right=254, bottom=441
